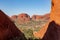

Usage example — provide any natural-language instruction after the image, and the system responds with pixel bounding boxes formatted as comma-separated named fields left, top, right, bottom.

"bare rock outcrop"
left=17, top=13, right=30, bottom=24
left=31, top=15, right=43, bottom=21
left=0, top=10, right=26, bottom=40
left=43, top=13, right=50, bottom=20
left=11, top=15, right=17, bottom=22
left=33, top=0, right=60, bottom=40
left=31, top=14, right=50, bottom=21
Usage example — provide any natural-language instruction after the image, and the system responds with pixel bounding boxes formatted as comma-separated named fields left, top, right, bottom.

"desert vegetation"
left=14, top=19, right=49, bottom=40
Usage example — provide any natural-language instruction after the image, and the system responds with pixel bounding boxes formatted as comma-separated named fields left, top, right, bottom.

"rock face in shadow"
left=0, top=10, right=26, bottom=40
left=42, top=21, right=60, bottom=40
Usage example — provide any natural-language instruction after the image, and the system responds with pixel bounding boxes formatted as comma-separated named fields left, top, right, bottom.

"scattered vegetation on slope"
left=14, top=19, right=49, bottom=40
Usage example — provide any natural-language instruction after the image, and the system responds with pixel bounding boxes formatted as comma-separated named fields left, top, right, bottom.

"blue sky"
left=0, top=0, right=51, bottom=16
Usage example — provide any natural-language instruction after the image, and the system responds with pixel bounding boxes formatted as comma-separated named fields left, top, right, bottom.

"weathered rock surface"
left=10, top=13, right=50, bottom=24
left=17, top=13, right=30, bottom=24
left=31, top=14, right=50, bottom=21
left=11, top=15, right=17, bottom=22
left=42, top=21, right=60, bottom=40
left=50, top=0, right=60, bottom=25
left=43, top=13, right=50, bottom=20
left=0, top=10, right=26, bottom=40
left=31, top=15, right=43, bottom=21
left=33, top=0, right=60, bottom=40
left=42, top=0, right=60, bottom=40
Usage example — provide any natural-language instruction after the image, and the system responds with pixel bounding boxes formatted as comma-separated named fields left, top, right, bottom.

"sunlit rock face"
left=50, top=0, right=60, bottom=25
left=31, top=15, right=43, bottom=21
left=31, top=13, right=50, bottom=21
left=43, top=13, right=50, bottom=20
left=33, top=0, right=60, bottom=40
left=10, top=15, right=17, bottom=22
left=0, top=10, right=26, bottom=40
left=42, top=21, right=60, bottom=40
left=17, top=13, right=30, bottom=24
left=42, top=0, right=60, bottom=40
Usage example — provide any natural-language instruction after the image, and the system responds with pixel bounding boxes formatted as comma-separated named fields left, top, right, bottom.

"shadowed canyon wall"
left=0, top=10, right=26, bottom=40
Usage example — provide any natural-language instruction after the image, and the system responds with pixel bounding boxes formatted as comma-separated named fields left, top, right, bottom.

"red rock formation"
left=31, top=15, right=43, bottom=21
left=50, top=0, right=60, bottom=25
left=42, top=21, right=60, bottom=40
left=10, top=15, right=17, bottom=22
left=17, top=13, right=30, bottom=24
left=42, top=0, right=60, bottom=40
left=43, top=13, right=50, bottom=20
left=31, top=14, right=50, bottom=21
left=0, top=10, right=26, bottom=40
left=10, top=13, right=50, bottom=24
left=33, top=0, right=60, bottom=40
